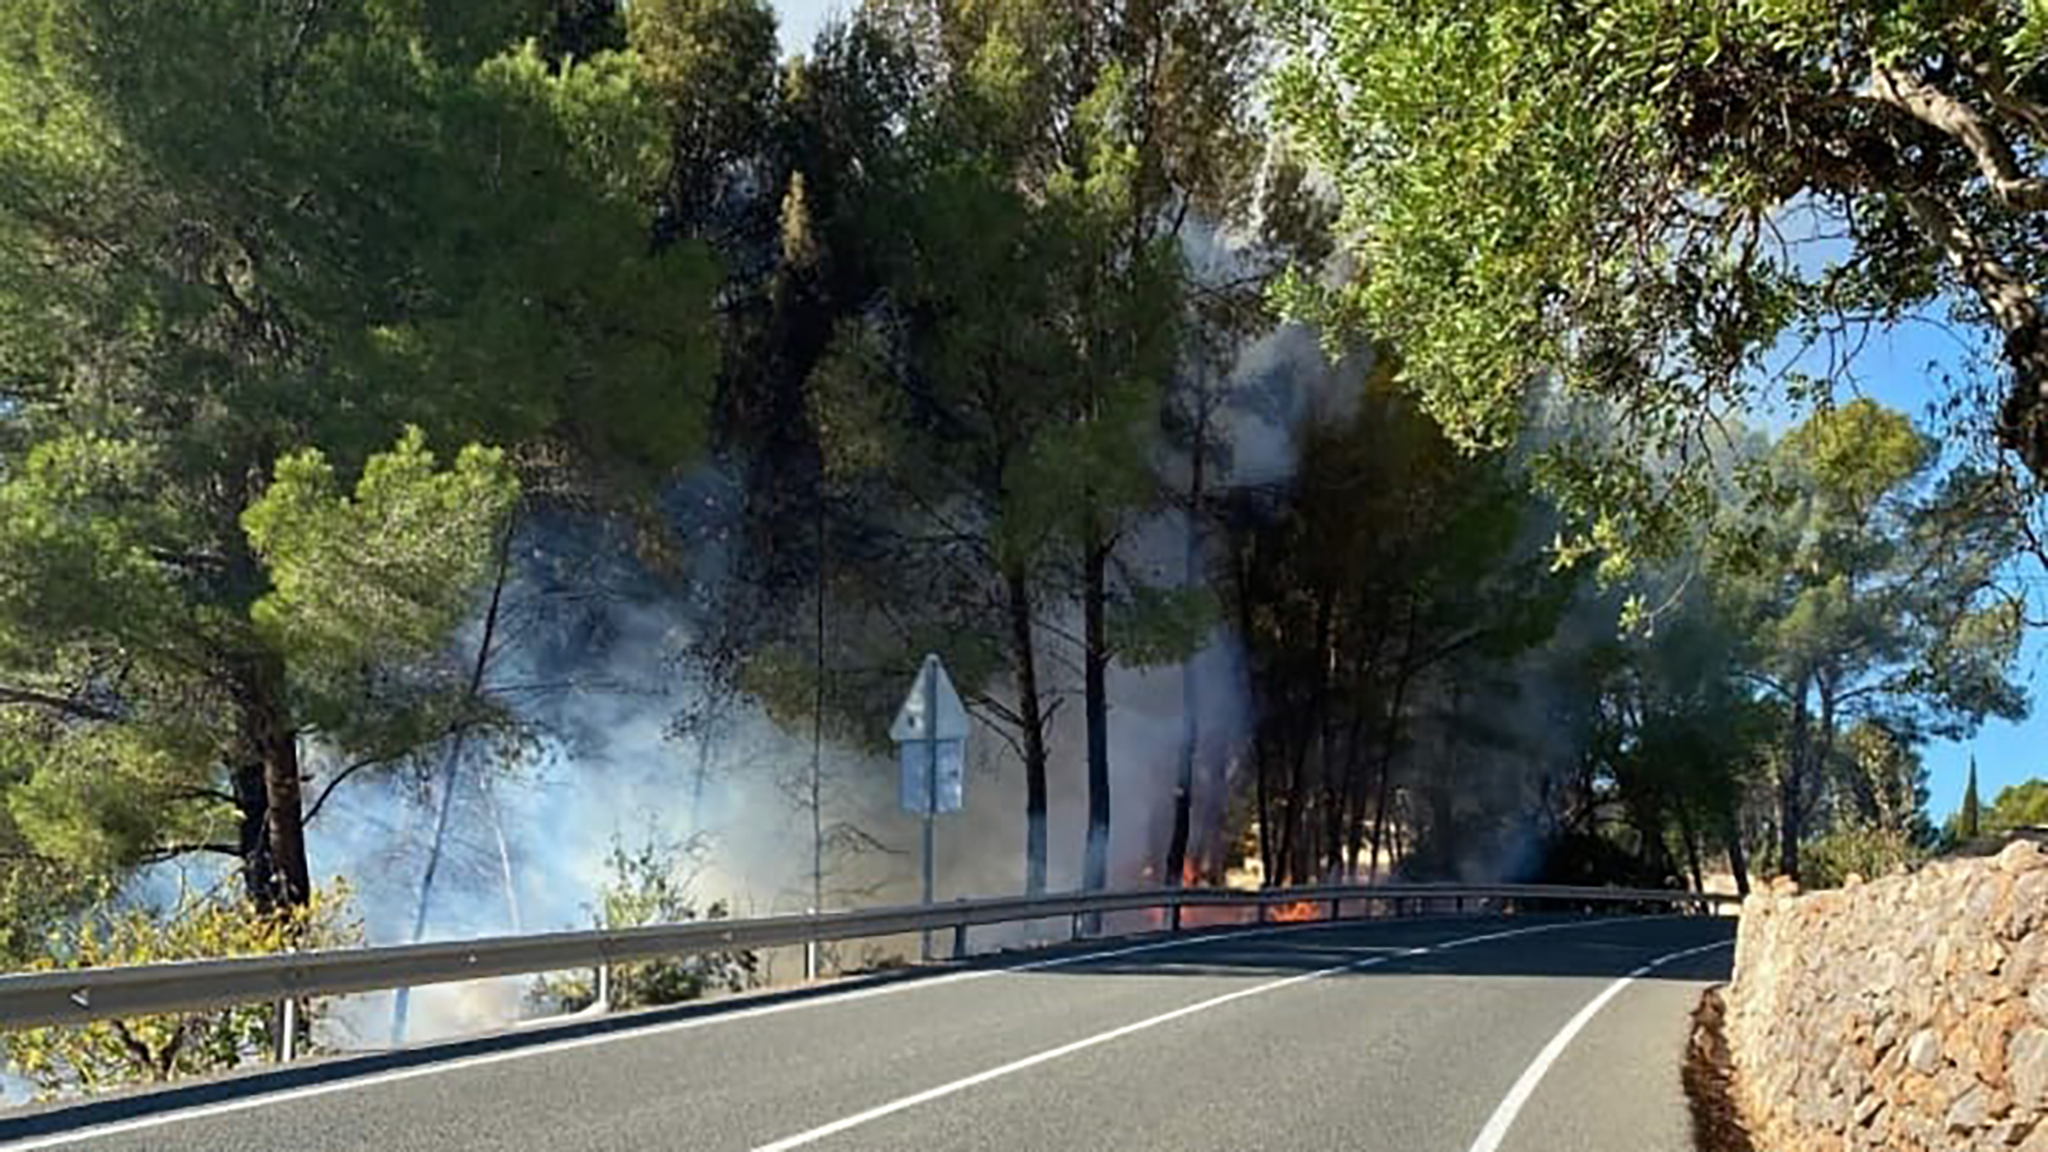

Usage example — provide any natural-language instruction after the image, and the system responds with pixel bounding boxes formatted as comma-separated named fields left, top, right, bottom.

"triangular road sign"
left=890, top=654, right=969, bottom=743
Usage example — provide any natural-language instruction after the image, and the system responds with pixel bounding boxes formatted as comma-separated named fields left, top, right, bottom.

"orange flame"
left=1268, top=900, right=1322, bottom=923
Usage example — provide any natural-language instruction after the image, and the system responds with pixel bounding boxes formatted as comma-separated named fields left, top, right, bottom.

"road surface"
left=0, top=914, right=1734, bottom=1152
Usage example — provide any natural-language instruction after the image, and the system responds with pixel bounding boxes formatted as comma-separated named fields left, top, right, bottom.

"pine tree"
left=1962, top=758, right=1983, bottom=841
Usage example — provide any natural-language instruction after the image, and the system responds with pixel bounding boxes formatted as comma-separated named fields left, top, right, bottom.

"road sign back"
left=890, top=654, right=969, bottom=743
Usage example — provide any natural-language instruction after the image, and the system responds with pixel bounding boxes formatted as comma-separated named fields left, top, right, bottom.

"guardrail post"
left=275, top=995, right=296, bottom=1063
left=805, top=908, right=819, bottom=982
left=596, top=958, right=611, bottom=1009
left=952, top=919, right=969, bottom=961
left=1256, top=901, right=1268, bottom=925
left=1168, top=901, right=1182, bottom=933
left=1071, top=912, right=1084, bottom=941
left=1327, top=898, right=1339, bottom=922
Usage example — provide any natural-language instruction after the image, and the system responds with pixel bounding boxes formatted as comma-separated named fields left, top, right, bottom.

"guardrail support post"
left=1168, top=902, right=1181, bottom=933
left=1327, top=898, right=1340, bottom=922
left=1071, top=912, right=1084, bottom=941
left=275, top=996, right=296, bottom=1063
left=1256, top=901, right=1268, bottom=925
left=596, top=959, right=611, bottom=1009
left=952, top=921, right=968, bottom=960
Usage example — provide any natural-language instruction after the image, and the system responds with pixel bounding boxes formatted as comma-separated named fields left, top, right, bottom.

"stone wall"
left=1725, top=840, right=2048, bottom=1151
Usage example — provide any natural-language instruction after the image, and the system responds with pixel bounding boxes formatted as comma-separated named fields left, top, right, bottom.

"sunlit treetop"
left=1271, top=0, right=2048, bottom=577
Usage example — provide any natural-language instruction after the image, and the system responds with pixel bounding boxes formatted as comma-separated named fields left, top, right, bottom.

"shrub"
left=527, top=836, right=755, bottom=1015
left=5, top=881, right=360, bottom=1098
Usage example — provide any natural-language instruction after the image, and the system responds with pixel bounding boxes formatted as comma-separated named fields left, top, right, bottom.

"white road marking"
left=748, top=917, right=1657, bottom=1152
left=1463, top=938, right=1735, bottom=1152
left=0, top=915, right=1428, bottom=1150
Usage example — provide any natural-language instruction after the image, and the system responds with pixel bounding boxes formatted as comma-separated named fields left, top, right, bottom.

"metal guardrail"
left=0, top=882, right=1738, bottom=1032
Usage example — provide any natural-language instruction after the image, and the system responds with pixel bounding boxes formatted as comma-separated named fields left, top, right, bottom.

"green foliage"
left=1985, top=778, right=2048, bottom=831
left=1747, top=405, right=2024, bottom=722
left=243, top=429, right=520, bottom=729
left=628, top=0, right=780, bottom=194
left=527, top=836, right=756, bottom=1013
left=1109, top=586, right=1218, bottom=668
left=1701, top=402, right=2023, bottom=877
left=1804, top=826, right=1924, bottom=889
left=1272, top=0, right=2048, bottom=564
left=4, top=882, right=361, bottom=1097
left=0, top=0, right=721, bottom=910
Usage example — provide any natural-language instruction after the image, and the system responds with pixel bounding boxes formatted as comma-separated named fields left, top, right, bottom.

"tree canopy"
left=1273, top=0, right=2048, bottom=568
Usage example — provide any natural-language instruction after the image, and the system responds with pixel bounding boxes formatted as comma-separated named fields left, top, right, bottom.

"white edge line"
left=747, top=916, right=1661, bottom=1152
left=1463, top=937, right=1735, bottom=1152
left=0, top=914, right=1458, bottom=1150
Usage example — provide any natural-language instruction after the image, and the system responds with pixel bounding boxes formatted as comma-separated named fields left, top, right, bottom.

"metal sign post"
left=891, top=654, right=968, bottom=960
left=921, top=665, right=937, bottom=939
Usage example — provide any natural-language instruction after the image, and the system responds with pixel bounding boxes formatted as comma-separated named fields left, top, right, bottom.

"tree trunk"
left=391, top=742, right=460, bottom=1046
left=239, top=652, right=310, bottom=910
left=393, top=524, right=513, bottom=1045
left=1005, top=566, right=1051, bottom=897
left=1318, top=697, right=1346, bottom=880
left=1779, top=676, right=1810, bottom=882
left=231, top=758, right=277, bottom=911
left=1276, top=592, right=1333, bottom=886
left=1365, top=668, right=1417, bottom=883
left=1081, top=533, right=1112, bottom=898
left=810, top=498, right=826, bottom=920
left=1329, top=712, right=1367, bottom=879
left=1677, top=803, right=1705, bottom=895
left=1724, top=810, right=1751, bottom=898
left=484, top=775, right=521, bottom=932
left=1234, top=548, right=1278, bottom=885
left=1164, top=430, right=1207, bottom=889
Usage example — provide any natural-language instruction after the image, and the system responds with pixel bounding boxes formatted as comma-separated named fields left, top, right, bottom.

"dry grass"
left=1684, top=985, right=1758, bottom=1152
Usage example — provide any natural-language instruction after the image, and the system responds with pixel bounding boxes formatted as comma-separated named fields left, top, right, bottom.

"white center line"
left=0, top=916, right=1413, bottom=1150
left=1463, top=938, right=1735, bottom=1152
left=748, top=917, right=1657, bottom=1152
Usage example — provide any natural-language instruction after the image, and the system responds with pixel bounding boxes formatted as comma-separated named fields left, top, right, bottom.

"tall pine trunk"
left=1725, top=813, right=1751, bottom=898
left=231, top=759, right=277, bottom=911
left=1235, top=549, right=1278, bottom=885
left=392, top=524, right=513, bottom=1044
left=1005, top=567, right=1051, bottom=897
left=237, top=652, right=310, bottom=910
left=1677, top=803, right=1705, bottom=894
left=1164, top=432, right=1206, bottom=889
left=1082, top=533, right=1112, bottom=901
left=1779, top=675, right=1811, bottom=881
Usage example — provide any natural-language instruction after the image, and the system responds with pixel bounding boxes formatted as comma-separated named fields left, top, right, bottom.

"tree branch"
left=1870, top=64, right=2048, bottom=211
left=301, top=752, right=402, bottom=826
left=0, top=686, right=121, bottom=723
left=1892, top=186, right=2048, bottom=469
left=140, top=843, right=243, bottom=864
left=1969, top=56, right=2048, bottom=149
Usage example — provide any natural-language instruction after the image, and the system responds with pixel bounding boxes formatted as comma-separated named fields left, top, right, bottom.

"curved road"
left=0, top=914, right=1733, bottom=1152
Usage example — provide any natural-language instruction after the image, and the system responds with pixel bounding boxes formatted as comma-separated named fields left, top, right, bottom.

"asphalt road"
left=0, top=913, right=1734, bottom=1152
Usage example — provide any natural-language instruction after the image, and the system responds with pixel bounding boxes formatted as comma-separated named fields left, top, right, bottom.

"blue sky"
left=770, top=0, right=842, bottom=57
left=754, top=1, right=2042, bottom=821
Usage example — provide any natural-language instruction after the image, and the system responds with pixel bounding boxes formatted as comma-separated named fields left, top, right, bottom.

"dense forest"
left=2, top=0, right=2046, bottom=1085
